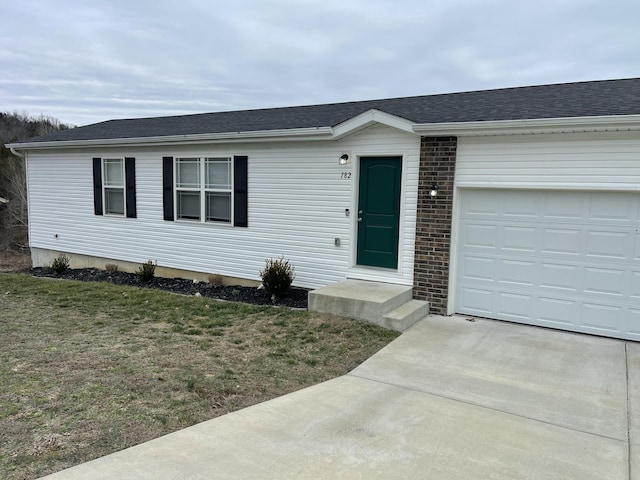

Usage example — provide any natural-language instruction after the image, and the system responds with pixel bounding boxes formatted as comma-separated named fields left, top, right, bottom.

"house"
left=8, top=78, right=640, bottom=340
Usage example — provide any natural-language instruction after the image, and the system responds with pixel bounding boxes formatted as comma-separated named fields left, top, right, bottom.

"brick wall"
left=413, top=136, right=457, bottom=315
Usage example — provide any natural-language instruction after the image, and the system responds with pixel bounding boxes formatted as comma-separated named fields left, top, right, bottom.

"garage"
left=455, top=188, right=640, bottom=340
left=449, top=132, right=640, bottom=341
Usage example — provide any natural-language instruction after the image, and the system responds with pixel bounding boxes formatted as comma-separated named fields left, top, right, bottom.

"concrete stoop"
left=308, top=279, right=429, bottom=332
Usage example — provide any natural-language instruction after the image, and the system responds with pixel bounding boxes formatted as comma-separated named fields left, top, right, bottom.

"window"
left=103, top=158, right=125, bottom=215
left=163, top=155, right=247, bottom=227
left=92, top=157, right=137, bottom=218
left=175, top=157, right=232, bottom=223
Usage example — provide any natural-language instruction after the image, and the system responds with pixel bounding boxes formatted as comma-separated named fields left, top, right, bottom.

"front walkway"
left=41, top=316, right=639, bottom=479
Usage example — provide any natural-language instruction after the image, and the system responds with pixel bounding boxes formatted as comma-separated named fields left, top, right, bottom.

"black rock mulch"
left=29, top=267, right=309, bottom=309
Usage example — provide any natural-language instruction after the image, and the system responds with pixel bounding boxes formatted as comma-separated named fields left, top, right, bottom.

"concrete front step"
left=308, top=279, right=428, bottom=332
left=382, top=299, right=429, bottom=331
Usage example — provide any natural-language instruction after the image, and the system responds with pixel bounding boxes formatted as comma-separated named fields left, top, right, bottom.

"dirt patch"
left=0, top=249, right=30, bottom=272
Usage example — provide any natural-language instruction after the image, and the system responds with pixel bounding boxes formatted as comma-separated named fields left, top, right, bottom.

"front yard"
left=0, top=273, right=398, bottom=479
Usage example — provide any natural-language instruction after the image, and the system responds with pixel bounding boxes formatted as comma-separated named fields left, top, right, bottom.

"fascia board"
left=331, top=109, right=417, bottom=139
left=11, top=113, right=640, bottom=150
left=8, top=110, right=419, bottom=150
left=7, top=126, right=335, bottom=150
left=412, top=115, right=640, bottom=136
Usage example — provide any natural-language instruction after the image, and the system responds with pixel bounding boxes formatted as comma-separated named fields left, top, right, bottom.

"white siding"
left=456, top=131, right=640, bottom=190
left=27, top=124, right=420, bottom=288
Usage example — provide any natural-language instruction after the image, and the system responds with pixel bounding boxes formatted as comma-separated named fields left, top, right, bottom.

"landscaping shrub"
left=136, top=260, right=156, bottom=283
left=50, top=254, right=70, bottom=274
left=260, top=256, right=295, bottom=299
left=105, top=263, right=118, bottom=273
left=208, top=274, right=223, bottom=286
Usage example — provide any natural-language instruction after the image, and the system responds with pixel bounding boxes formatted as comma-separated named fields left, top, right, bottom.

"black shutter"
left=162, top=156, right=174, bottom=221
left=125, top=157, right=137, bottom=218
left=233, top=155, right=248, bottom=227
left=92, top=157, right=103, bottom=216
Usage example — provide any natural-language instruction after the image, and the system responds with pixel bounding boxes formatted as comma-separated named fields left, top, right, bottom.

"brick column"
left=413, top=136, right=457, bottom=315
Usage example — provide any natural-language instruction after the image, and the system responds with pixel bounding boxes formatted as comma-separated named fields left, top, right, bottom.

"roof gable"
left=332, top=109, right=415, bottom=139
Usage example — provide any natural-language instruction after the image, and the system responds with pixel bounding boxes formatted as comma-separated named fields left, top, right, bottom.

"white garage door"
left=456, top=189, right=640, bottom=340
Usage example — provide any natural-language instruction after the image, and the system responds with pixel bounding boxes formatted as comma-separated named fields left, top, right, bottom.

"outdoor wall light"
left=430, top=183, right=439, bottom=197
left=339, top=153, right=350, bottom=166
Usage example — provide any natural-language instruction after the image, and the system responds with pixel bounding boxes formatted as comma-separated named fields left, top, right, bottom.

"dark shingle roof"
left=20, top=78, right=640, bottom=144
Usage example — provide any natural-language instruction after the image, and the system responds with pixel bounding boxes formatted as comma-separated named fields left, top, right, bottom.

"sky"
left=1, top=0, right=639, bottom=127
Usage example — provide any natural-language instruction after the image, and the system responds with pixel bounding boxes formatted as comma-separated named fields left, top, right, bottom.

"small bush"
left=208, top=274, right=223, bottom=286
left=259, top=256, right=295, bottom=299
left=50, top=254, right=70, bottom=274
left=136, top=260, right=156, bottom=283
left=105, top=263, right=118, bottom=273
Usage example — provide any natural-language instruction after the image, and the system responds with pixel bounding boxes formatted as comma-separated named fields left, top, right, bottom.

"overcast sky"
left=2, top=0, right=639, bottom=126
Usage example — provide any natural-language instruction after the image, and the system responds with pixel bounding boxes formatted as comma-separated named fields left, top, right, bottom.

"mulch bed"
left=29, top=267, right=309, bottom=309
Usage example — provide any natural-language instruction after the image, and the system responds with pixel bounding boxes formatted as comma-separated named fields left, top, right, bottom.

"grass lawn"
left=0, top=273, right=399, bottom=480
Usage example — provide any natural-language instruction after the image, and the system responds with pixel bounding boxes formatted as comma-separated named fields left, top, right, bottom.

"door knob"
left=358, top=218, right=363, bottom=222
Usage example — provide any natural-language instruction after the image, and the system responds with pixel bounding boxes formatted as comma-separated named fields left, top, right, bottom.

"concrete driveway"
left=41, top=315, right=639, bottom=479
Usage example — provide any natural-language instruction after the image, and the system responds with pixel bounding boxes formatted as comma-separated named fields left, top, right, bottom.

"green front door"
left=356, top=156, right=402, bottom=269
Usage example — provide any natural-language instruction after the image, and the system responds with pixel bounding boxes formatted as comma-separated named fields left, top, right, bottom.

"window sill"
left=174, top=218, right=234, bottom=227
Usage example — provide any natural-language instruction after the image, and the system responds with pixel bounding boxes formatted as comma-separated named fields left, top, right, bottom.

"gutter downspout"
left=10, top=147, right=25, bottom=158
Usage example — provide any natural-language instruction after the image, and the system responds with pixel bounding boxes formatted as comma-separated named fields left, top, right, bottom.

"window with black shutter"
left=92, top=157, right=137, bottom=218
left=163, top=155, right=247, bottom=227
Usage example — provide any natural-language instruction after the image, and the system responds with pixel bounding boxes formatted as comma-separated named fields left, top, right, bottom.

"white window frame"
left=102, top=158, right=125, bottom=216
left=174, top=156, right=234, bottom=224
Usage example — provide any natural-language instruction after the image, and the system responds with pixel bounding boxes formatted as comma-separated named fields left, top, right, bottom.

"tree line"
left=0, top=112, right=72, bottom=252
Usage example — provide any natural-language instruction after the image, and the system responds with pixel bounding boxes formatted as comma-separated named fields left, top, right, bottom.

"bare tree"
left=0, top=156, right=28, bottom=250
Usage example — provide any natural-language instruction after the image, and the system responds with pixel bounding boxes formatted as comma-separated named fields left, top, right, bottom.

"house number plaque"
left=340, top=172, right=352, bottom=179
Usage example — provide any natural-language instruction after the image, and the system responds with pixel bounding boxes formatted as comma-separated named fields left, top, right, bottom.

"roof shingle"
left=20, top=78, right=640, bottom=143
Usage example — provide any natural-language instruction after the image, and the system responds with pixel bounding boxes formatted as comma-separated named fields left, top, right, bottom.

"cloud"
left=1, top=0, right=639, bottom=126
